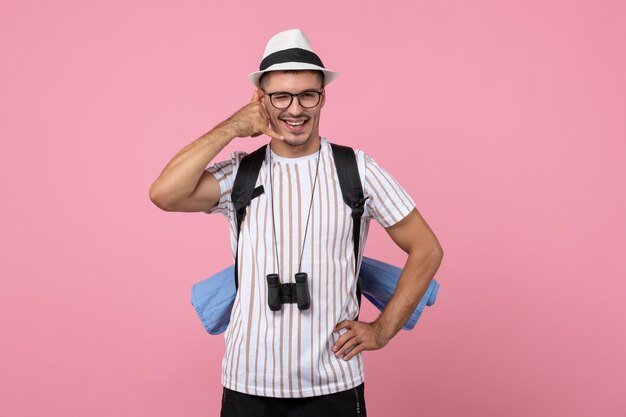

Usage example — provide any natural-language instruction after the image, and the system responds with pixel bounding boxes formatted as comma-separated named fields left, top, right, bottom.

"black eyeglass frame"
left=262, top=89, right=324, bottom=109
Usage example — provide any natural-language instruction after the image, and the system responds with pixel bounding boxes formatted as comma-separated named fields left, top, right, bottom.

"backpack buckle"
left=351, top=197, right=369, bottom=218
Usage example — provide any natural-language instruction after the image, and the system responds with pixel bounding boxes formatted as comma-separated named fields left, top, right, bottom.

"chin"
left=282, top=134, right=312, bottom=147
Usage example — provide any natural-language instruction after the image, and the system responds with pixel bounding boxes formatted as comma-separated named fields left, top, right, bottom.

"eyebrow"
left=266, top=88, right=323, bottom=94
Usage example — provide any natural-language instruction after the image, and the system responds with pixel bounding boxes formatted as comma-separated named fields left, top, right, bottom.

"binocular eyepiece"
left=267, top=273, right=311, bottom=311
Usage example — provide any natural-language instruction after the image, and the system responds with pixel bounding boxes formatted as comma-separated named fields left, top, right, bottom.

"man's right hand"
left=222, top=90, right=284, bottom=141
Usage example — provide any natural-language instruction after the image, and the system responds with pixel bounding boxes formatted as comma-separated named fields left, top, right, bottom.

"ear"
left=256, top=88, right=266, bottom=101
left=320, top=89, right=326, bottom=108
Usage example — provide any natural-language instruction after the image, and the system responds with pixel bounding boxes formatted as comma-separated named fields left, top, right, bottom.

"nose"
left=284, top=95, right=305, bottom=115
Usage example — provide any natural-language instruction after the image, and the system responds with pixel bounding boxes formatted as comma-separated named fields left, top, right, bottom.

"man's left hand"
left=332, top=320, right=390, bottom=361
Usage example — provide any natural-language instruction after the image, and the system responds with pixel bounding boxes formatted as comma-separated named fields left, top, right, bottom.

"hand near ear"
left=223, top=90, right=284, bottom=141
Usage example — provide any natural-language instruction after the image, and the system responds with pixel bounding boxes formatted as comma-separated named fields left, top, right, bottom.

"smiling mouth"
left=282, top=119, right=308, bottom=131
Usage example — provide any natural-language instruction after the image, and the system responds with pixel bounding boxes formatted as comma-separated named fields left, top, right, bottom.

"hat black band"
left=260, top=48, right=325, bottom=71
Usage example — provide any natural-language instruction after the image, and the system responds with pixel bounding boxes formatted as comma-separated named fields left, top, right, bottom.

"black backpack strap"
left=231, top=145, right=267, bottom=290
left=330, top=143, right=369, bottom=319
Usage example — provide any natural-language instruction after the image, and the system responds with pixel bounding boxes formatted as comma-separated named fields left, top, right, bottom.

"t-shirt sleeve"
left=361, top=152, right=416, bottom=228
left=202, top=151, right=247, bottom=218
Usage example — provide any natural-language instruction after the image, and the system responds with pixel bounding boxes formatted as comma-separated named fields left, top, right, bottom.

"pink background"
left=1, top=1, right=625, bottom=416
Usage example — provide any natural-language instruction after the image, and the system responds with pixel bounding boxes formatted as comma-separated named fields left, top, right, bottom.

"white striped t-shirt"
left=204, top=137, right=415, bottom=398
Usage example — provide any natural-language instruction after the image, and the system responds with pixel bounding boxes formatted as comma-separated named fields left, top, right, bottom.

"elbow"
left=411, top=239, right=443, bottom=263
left=149, top=183, right=175, bottom=212
left=424, top=245, right=443, bottom=265
left=433, top=240, right=444, bottom=260
left=420, top=243, right=444, bottom=277
left=431, top=241, right=444, bottom=264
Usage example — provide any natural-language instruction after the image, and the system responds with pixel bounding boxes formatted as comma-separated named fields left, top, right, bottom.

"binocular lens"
left=266, top=274, right=282, bottom=311
left=295, top=273, right=311, bottom=310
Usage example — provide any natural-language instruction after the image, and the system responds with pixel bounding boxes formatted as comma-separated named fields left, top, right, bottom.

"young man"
left=150, top=29, right=443, bottom=417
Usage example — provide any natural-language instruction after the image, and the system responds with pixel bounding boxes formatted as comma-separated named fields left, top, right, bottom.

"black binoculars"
left=267, top=272, right=311, bottom=311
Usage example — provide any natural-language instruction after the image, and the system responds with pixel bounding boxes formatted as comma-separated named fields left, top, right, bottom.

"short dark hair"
left=259, top=70, right=325, bottom=90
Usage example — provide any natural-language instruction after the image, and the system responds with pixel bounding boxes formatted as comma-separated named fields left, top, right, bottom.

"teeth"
left=285, top=120, right=304, bottom=126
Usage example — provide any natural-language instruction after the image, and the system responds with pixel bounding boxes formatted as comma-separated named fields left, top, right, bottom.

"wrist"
left=371, top=319, right=394, bottom=345
left=215, top=119, right=243, bottom=140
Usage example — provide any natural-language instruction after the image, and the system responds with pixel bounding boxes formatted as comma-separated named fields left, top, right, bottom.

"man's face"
left=260, top=71, right=325, bottom=148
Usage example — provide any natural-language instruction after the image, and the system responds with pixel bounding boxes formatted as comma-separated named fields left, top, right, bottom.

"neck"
left=270, top=135, right=322, bottom=158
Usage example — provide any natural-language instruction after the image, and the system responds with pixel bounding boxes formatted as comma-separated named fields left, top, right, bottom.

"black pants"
left=220, top=383, right=367, bottom=417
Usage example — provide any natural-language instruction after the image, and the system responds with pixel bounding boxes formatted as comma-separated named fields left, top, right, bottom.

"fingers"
left=258, top=91, right=268, bottom=109
left=251, top=88, right=267, bottom=103
left=343, top=344, right=365, bottom=361
left=332, top=321, right=386, bottom=361
left=334, top=332, right=359, bottom=358
left=245, top=90, right=284, bottom=140
left=262, top=126, right=284, bottom=141
left=332, top=321, right=356, bottom=356
left=334, top=320, right=353, bottom=333
left=258, top=94, right=273, bottom=120
left=254, top=92, right=284, bottom=140
left=333, top=330, right=352, bottom=353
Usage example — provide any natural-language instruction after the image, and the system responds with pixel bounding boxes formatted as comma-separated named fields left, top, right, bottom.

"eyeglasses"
left=263, top=89, right=324, bottom=109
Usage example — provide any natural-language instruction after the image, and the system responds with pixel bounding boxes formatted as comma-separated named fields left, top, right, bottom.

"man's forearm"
left=149, top=121, right=237, bottom=206
left=373, top=248, right=443, bottom=342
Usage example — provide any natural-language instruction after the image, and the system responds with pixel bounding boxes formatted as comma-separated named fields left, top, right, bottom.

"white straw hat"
left=248, top=29, right=339, bottom=87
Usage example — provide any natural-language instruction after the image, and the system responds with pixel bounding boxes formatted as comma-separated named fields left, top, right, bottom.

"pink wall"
left=1, top=1, right=625, bottom=416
